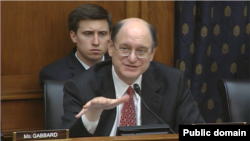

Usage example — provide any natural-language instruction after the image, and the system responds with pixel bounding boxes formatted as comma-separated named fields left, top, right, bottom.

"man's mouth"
left=90, top=49, right=101, bottom=53
left=125, top=64, right=137, bottom=68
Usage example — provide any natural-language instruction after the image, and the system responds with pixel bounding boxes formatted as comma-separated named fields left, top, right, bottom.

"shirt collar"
left=75, top=51, right=105, bottom=70
left=112, top=65, right=141, bottom=99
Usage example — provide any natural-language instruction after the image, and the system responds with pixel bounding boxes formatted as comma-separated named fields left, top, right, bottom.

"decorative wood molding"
left=1, top=90, right=43, bottom=100
left=2, top=99, right=45, bottom=138
left=1, top=75, right=41, bottom=92
left=1, top=75, right=43, bottom=100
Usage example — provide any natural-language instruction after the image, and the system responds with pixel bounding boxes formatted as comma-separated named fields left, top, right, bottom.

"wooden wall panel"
left=141, top=1, right=175, bottom=66
left=125, top=1, right=174, bottom=66
left=1, top=1, right=175, bottom=139
left=1, top=99, right=44, bottom=137
left=126, top=1, right=141, bottom=18
left=1, top=1, right=126, bottom=76
left=1, top=75, right=42, bottom=100
left=1, top=1, right=126, bottom=139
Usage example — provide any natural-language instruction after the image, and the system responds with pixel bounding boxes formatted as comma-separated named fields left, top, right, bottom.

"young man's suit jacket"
left=39, top=47, right=110, bottom=88
left=61, top=59, right=205, bottom=137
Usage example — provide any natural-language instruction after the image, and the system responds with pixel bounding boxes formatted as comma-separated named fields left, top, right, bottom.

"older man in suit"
left=61, top=18, right=205, bottom=137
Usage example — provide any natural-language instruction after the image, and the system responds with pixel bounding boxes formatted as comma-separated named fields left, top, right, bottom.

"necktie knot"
left=127, top=86, right=134, bottom=97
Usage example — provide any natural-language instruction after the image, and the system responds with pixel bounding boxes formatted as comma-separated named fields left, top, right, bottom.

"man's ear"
left=108, top=40, right=114, bottom=57
left=70, top=31, right=77, bottom=43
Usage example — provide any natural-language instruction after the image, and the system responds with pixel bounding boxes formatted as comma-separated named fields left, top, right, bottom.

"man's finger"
left=103, top=94, right=130, bottom=109
left=116, top=94, right=130, bottom=104
left=75, top=108, right=88, bottom=118
left=83, top=97, right=107, bottom=108
left=82, top=100, right=93, bottom=108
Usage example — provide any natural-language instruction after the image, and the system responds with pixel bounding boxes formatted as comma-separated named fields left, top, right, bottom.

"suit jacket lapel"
left=93, top=65, right=117, bottom=136
left=91, top=60, right=163, bottom=135
left=67, top=47, right=86, bottom=77
left=141, top=65, right=163, bottom=125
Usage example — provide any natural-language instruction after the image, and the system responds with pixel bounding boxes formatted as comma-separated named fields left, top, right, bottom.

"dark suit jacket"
left=39, top=47, right=110, bottom=88
left=61, top=59, right=205, bottom=137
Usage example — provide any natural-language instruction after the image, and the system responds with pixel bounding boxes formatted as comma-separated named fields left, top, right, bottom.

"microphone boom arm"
left=133, top=83, right=175, bottom=133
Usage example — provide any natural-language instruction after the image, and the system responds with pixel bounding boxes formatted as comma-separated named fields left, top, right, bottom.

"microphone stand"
left=133, top=84, right=175, bottom=134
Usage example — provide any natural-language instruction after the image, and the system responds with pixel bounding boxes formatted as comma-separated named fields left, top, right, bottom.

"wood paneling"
left=1, top=75, right=43, bottom=100
left=1, top=1, right=126, bottom=76
left=126, top=1, right=174, bottom=66
left=1, top=75, right=40, bottom=92
left=1, top=1, right=126, bottom=138
left=1, top=75, right=44, bottom=138
left=126, top=1, right=141, bottom=18
left=141, top=1, right=175, bottom=66
left=1, top=99, right=45, bottom=138
left=1, top=1, right=174, bottom=139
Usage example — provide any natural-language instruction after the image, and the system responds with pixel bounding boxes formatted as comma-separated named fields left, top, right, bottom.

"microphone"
left=133, top=83, right=175, bottom=133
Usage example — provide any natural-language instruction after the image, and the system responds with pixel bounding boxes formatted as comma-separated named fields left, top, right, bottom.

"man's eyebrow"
left=82, top=30, right=93, bottom=32
left=98, top=31, right=109, bottom=33
left=138, top=46, right=148, bottom=48
left=119, top=43, right=129, bottom=47
left=119, top=43, right=149, bottom=48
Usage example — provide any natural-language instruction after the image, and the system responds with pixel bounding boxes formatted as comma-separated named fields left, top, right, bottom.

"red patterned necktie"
left=119, top=86, right=136, bottom=126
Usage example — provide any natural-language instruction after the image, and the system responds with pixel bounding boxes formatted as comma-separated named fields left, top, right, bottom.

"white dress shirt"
left=75, top=52, right=105, bottom=70
left=81, top=65, right=142, bottom=136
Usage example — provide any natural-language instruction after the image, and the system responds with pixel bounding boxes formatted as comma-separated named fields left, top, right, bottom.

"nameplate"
left=12, top=129, right=69, bottom=141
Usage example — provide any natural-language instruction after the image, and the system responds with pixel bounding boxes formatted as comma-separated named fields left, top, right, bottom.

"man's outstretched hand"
left=75, top=94, right=130, bottom=121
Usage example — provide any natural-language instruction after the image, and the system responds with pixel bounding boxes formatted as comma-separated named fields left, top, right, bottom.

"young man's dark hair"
left=68, top=4, right=112, bottom=33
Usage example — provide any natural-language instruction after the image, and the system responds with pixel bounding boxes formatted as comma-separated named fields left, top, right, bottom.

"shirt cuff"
left=81, top=115, right=99, bottom=134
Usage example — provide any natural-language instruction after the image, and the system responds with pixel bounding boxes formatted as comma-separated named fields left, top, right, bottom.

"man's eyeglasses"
left=113, top=44, right=152, bottom=59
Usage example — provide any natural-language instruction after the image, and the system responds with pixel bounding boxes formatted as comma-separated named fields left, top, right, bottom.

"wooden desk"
left=5, top=133, right=178, bottom=141
left=70, top=134, right=179, bottom=141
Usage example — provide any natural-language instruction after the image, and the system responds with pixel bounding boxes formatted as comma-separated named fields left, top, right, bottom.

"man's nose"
left=127, top=51, right=137, bottom=62
left=92, top=34, right=100, bottom=46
